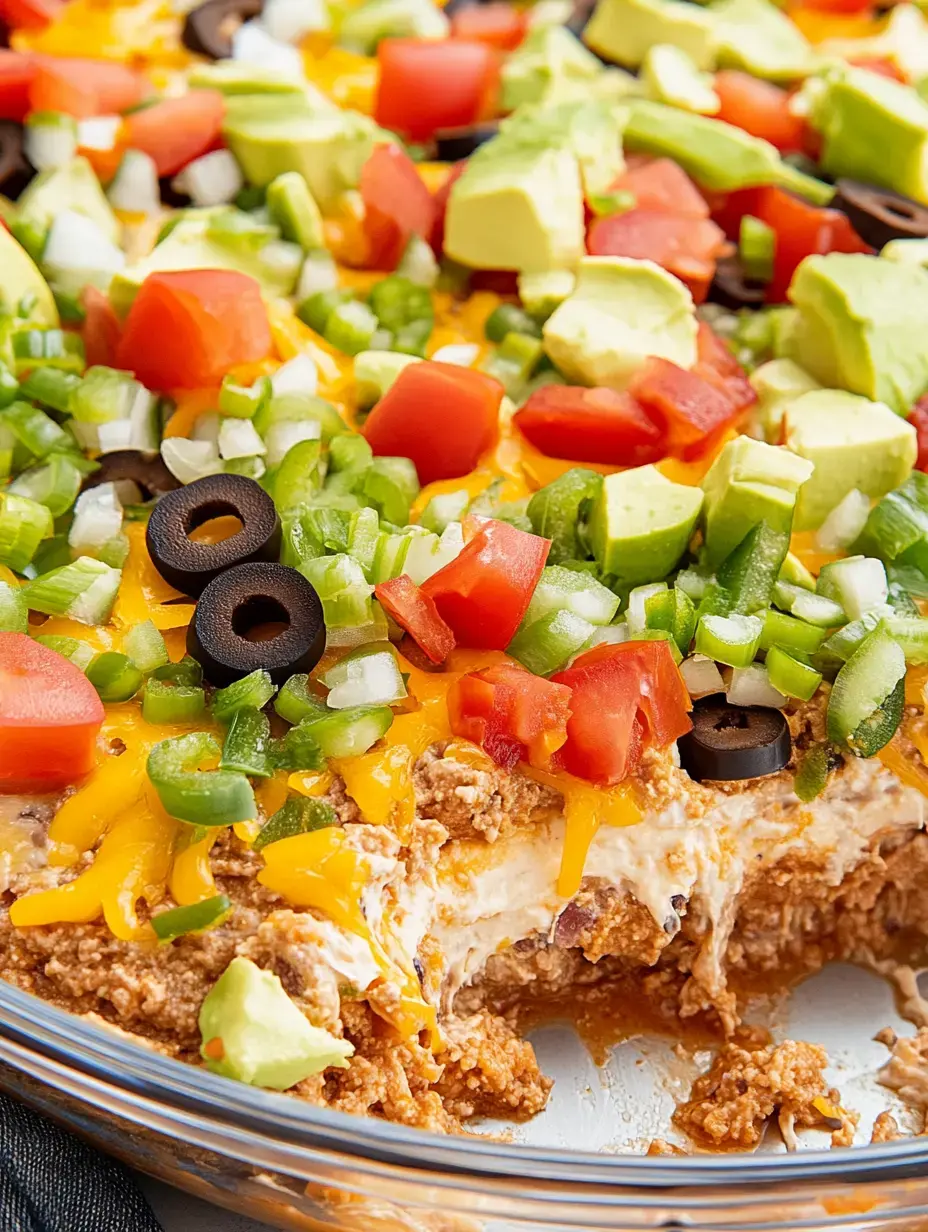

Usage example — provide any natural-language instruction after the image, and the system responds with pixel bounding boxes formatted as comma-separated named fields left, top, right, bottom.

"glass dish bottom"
left=4, top=963, right=928, bottom=1232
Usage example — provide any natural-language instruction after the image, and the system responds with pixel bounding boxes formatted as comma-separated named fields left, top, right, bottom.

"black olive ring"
left=434, top=123, right=500, bottom=162
left=0, top=122, right=33, bottom=200
left=833, top=179, right=928, bottom=250
left=707, top=255, right=767, bottom=311
left=146, top=472, right=281, bottom=598
left=188, top=561, right=326, bottom=687
left=677, top=701, right=792, bottom=782
left=82, top=449, right=182, bottom=501
left=182, top=0, right=263, bottom=61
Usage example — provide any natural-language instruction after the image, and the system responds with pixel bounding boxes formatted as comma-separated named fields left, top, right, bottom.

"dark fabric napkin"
left=0, top=1091, right=163, bottom=1232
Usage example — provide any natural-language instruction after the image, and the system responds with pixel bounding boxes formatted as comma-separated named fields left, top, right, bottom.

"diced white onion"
left=325, top=650, right=407, bottom=708
left=680, top=654, right=725, bottom=699
left=24, top=119, right=77, bottom=171
left=191, top=411, right=221, bottom=447
left=107, top=150, right=161, bottom=217
left=431, top=344, right=479, bottom=367
left=77, top=116, right=121, bottom=151
left=161, top=438, right=222, bottom=485
left=567, top=622, right=629, bottom=665
left=821, top=555, right=888, bottom=622
left=726, top=663, right=787, bottom=709
left=42, top=209, right=125, bottom=280
left=271, top=352, right=318, bottom=397
left=403, top=521, right=464, bottom=584
left=172, top=149, right=244, bottom=208
left=68, top=483, right=123, bottom=555
left=296, top=253, right=338, bottom=301
left=261, top=0, right=330, bottom=43
left=219, top=417, right=267, bottom=460
left=264, top=419, right=321, bottom=467
left=232, top=20, right=306, bottom=78
left=626, top=582, right=667, bottom=635
left=815, top=488, right=871, bottom=553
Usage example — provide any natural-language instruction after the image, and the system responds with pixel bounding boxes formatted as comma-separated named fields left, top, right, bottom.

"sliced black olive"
left=677, top=701, right=791, bottom=782
left=0, top=18, right=9, bottom=48
left=0, top=122, right=33, bottom=200
left=146, top=473, right=280, bottom=597
left=182, top=0, right=262, bottom=60
left=435, top=122, right=499, bottom=162
left=707, top=255, right=767, bottom=311
left=81, top=449, right=181, bottom=500
left=188, top=561, right=325, bottom=687
left=832, top=179, right=928, bottom=249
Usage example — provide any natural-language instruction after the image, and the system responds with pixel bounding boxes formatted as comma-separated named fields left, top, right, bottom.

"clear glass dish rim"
left=5, top=980, right=928, bottom=1192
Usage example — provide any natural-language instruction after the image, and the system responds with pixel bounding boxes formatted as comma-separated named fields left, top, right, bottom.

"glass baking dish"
left=4, top=979, right=928, bottom=1232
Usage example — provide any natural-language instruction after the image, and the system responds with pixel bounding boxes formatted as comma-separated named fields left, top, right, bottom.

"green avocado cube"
left=266, top=171, right=324, bottom=251
left=786, top=252, right=928, bottom=415
left=542, top=255, right=698, bottom=389
left=642, top=44, right=720, bottom=114
left=749, top=357, right=820, bottom=441
left=0, top=226, right=58, bottom=326
left=589, top=464, right=703, bottom=583
left=783, top=389, right=917, bottom=530
left=700, top=436, right=814, bottom=566
left=584, top=0, right=718, bottom=70
left=199, top=956, right=353, bottom=1090
left=502, top=25, right=603, bottom=110
left=17, top=156, right=120, bottom=246
left=711, top=0, right=815, bottom=82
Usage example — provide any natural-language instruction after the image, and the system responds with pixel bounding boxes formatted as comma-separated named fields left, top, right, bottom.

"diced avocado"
left=17, top=156, right=120, bottom=246
left=187, top=62, right=315, bottom=95
left=0, top=226, right=58, bottom=326
left=199, top=956, right=353, bottom=1090
left=109, top=214, right=299, bottom=316
left=809, top=65, right=928, bottom=204
left=749, top=357, right=820, bottom=440
left=354, top=350, right=421, bottom=408
left=266, top=171, right=324, bottom=251
left=223, top=95, right=391, bottom=211
left=700, top=436, right=814, bottom=566
left=584, top=0, right=718, bottom=71
left=518, top=268, right=576, bottom=321
left=783, top=389, right=917, bottom=530
left=543, top=256, right=698, bottom=389
left=499, top=98, right=626, bottom=198
left=819, top=6, right=928, bottom=98
left=642, top=44, right=720, bottom=114
left=882, top=237, right=928, bottom=266
left=711, top=0, right=815, bottom=82
left=589, top=465, right=703, bottom=583
left=624, top=100, right=833, bottom=203
left=445, top=144, right=584, bottom=273
left=501, top=24, right=604, bottom=111
left=337, top=0, right=448, bottom=55
left=785, top=252, right=928, bottom=415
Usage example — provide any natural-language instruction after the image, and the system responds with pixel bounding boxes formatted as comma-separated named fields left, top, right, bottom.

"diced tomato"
left=513, top=385, right=665, bottom=466
left=696, top=320, right=741, bottom=379
left=374, top=574, right=456, bottom=664
left=363, top=360, right=502, bottom=485
left=550, top=640, right=691, bottom=786
left=710, top=184, right=871, bottom=303
left=795, top=0, right=873, bottom=15
left=847, top=56, right=906, bottom=82
left=713, top=71, right=806, bottom=154
left=0, top=632, right=104, bottom=792
left=588, top=208, right=727, bottom=302
left=450, top=2, right=526, bottom=49
left=910, top=399, right=928, bottom=472
left=360, top=143, right=436, bottom=270
left=124, top=91, right=224, bottom=177
left=375, top=38, right=499, bottom=142
left=629, top=357, right=746, bottom=458
left=0, top=50, right=35, bottom=122
left=81, top=286, right=121, bottom=369
left=693, top=320, right=757, bottom=429
left=0, top=0, right=60, bottom=30
left=430, top=160, right=467, bottom=256
left=448, top=662, right=571, bottom=770
left=610, top=157, right=709, bottom=219
left=28, top=56, right=147, bottom=119
left=469, top=269, right=520, bottom=294
left=422, top=518, right=550, bottom=649
left=116, top=270, right=272, bottom=391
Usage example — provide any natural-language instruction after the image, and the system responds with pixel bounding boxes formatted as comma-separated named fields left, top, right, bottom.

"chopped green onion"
left=694, top=612, right=764, bottom=668
left=221, top=707, right=272, bottom=777
left=794, top=744, right=834, bottom=803
left=826, top=625, right=906, bottom=755
left=527, top=468, right=602, bottom=565
left=856, top=471, right=928, bottom=573
left=152, top=894, right=232, bottom=942
left=34, top=633, right=94, bottom=670
left=9, top=454, right=84, bottom=518
left=2, top=399, right=73, bottom=457
left=508, top=608, right=595, bottom=676
left=296, top=288, right=355, bottom=335
left=147, top=732, right=256, bottom=825
left=298, top=703, right=393, bottom=758
left=759, top=608, right=826, bottom=656
left=265, top=170, right=324, bottom=251
left=142, top=677, right=206, bottom=725
left=272, top=721, right=326, bottom=771
left=124, top=619, right=169, bottom=674
left=484, top=303, right=542, bottom=343
left=821, top=608, right=887, bottom=662
left=419, top=489, right=468, bottom=535
left=0, top=580, right=27, bottom=632
left=271, top=438, right=324, bottom=515
left=87, top=651, right=144, bottom=702
left=69, top=364, right=153, bottom=427
left=369, top=529, right=411, bottom=584
left=152, top=655, right=202, bottom=686
left=324, top=299, right=379, bottom=356
left=739, top=214, right=775, bottom=283
left=888, top=581, right=920, bottom=617
left=480, top=332, right=544, bottom=398
left=11, top=327, right=84, bottom=375
left=212, top=669, right=276, bottom=722
left=252, top=796, right=336, bottom=852
left=299, top=552, right=374, bottom=628
left=368, top=275, right=434, bottom=353
left=321, top=644, right=408, bottom=708
left=361, top=456, right=419, bottom=526
left=274, top=673, right=327, bottom=725
left=219, top=373, right=272, bottom=420
left=774, top=580, right=844, bottom=627
left=329, top=433, right=373, bottom=477
left=765, top=645, right=822, bottom=701
left=0, top=361, right=19, bottom=410
left=647, top=586, right=696, bottom=656
left=23, top=556, right=120, bottom=625
left=884, top=615, right=928, bottom=664
left=304, top=506, right=352, bottom=554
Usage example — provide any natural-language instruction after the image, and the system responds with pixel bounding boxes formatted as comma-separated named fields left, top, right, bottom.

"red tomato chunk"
left=375, top=38, right=499, bottom=142
left=448, top=662, right=571, bottom=770
left=514, top=385, right=665, bottom=466
left=360, top=144, right=436, bottom=270
left=375, top=574, right=456, bottom=664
